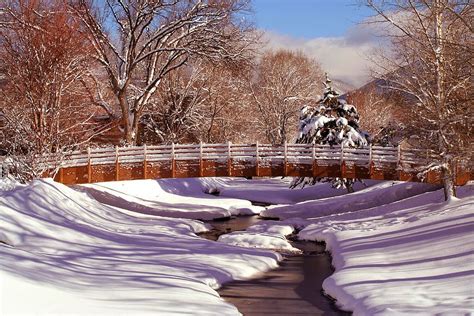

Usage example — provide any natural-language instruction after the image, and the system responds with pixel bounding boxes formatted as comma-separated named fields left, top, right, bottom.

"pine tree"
left=291, top=74, right=369, bottom=191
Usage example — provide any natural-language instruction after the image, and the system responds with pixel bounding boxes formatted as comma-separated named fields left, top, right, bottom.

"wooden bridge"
left=44, top=143, right=471, bottom=185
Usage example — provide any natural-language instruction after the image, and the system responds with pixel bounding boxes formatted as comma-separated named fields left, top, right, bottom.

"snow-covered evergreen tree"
left=291, top=74, right=370, bottom=191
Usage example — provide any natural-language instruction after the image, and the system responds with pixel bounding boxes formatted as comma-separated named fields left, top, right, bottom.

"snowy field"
left=1, top=177, right=473, bottom=315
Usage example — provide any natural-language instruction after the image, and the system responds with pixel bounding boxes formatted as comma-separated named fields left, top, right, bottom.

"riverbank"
left=1, top=177, right=472, bottom=315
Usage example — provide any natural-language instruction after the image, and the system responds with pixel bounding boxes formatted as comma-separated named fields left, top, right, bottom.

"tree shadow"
left=0, top=180, right=280, bottom=313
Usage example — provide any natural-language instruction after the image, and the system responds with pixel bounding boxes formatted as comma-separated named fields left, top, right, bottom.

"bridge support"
left=143, top=145, right=148, bottom=179
left=255, top=142, right=260, bottom=177
left=115, top=146, right=120, bottom=181
left=227, top=142, right=232, bottom=177
left=199, top=142, right=203, bottom=177
left=171, top=143, right=176, bottom=178
left=341, top=161, right=347, bottom=178
left=58, top=167, right=64, bottom=183
left=87, top=147, right=92, bottom=183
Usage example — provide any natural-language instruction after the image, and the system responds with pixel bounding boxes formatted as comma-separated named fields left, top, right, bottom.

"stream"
left=200, top=215, right=350, bottom=316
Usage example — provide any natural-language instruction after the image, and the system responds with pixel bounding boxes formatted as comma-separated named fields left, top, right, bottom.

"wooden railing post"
left=255, top=141, right=260, bottom=177
left=369, top=144, right=373, bottom=176
left=453, top=158, right=458, bottom=185
left=283, top=141, right=288, bottom=176
left=312, top=143, right=317, bottom=177
left=340, top=143, right=344, bottom=164
left=87, top=147, right=92, bottom=183
left=397, top=145, right=401, bottom=166
left=227, top=141, right=232, bottom=177
left=396, top=144, right=401, bottom=180
left=171, top=143, right=176, bottom=178
left=143, top=144, right=147, bottom=179
left=199, top=142, right=203, bottom=177
left=58, top=166, right=64, bottom=184
left=115, top=146, right=119, bottom=181
left=340, top=143, right=346, bottom=177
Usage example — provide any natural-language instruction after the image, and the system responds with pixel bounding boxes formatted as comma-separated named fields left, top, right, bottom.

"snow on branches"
left=291, top=74, right=370, bottom=191
left=297, top=75, right=368, bottom=148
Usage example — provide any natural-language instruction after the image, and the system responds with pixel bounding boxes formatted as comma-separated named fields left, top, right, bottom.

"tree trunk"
left=117, top=91, right=134, bottom=145
left=130, top=112, right=141, bottom=146
left=442, top=165, right=456, bottom=201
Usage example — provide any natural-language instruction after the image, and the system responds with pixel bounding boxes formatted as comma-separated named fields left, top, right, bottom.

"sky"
left=251, top=0, right=379, bottom=89
left=253, top=0, right=372, bottom=38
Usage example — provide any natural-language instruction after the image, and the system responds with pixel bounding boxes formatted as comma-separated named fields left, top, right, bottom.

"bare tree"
left=196, top=61, right=253, bottom=143
left=250, top=50, right=324, bottom=144
left=138, top=56, right=255, bottom=144
left=71, top=0, right=255, bottom=145
left=139, top=61, right=209, bottom=144
left=346, top=81, right=406, bottom=145
left=367, top=0, right=474, bottom=200
left=0, top=0, right=106, bottom=180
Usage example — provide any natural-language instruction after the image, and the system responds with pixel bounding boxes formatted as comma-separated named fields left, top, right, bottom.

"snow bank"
left=0, top=179, right=281, bottom=315
left=79, top=179, right=261, bottom=220
left=299, top=183, right=474, bottom=315
left=208, top=177, right=376, bottom=205
left=261, top=181, right=440, bottom=219
left=218, top=231, right=301, bottom=254
left=78, top=177, right=370, bottom=220
left=218, top=220, right=301, bottom=254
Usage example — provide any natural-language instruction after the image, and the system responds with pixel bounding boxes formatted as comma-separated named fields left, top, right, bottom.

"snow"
left=302, top=114, right=334, bottom=135
left=218, top=220, right=301, bottom=254
left=209, top=177, right=376, bottom=205
left=0, top=179, right=281, bottom=315
left=218, top=231, right=301, bottom=254
left=296, top=183, right=474, bottom=315
left=204, top=178, right=474, bottom=314
left=261, top=181, right=440, bottom=219
left=1, top=176, right=473, bottom=315
left=78, top=179, right=262, bottom=220
left=0, top=177, right=20, bottom=192
left=79, top=178, right=370, bottom=219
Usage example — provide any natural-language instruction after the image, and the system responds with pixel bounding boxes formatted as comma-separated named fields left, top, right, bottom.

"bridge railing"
left=38, top=142, right=429, bottom=169
left=35, top=142, right=473, bottom=185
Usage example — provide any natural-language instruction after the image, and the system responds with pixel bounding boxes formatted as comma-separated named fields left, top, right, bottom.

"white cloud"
left=261, top=22, right=382, bottom=89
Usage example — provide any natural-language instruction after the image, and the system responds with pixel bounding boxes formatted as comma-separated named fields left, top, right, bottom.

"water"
left=201, top=215, right=350, bottom=316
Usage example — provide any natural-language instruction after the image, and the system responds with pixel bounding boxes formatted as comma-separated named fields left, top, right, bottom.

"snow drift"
left=0, top=179, right=280, bottom=315
left=78, top=178, right=264, bottom=220
left=261, top=181, right=440, bottom=219
left=298, top=183, right=474, bottom=315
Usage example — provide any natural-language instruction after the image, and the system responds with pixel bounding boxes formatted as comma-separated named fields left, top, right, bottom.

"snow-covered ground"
left=218, top=220, right=301, bottom=254
left=78, top=179, right=264, bottom=220
left=260, top=181, right=440, bottom=219
left=298, top=185, right=474, bottom=315
left=1, top=177, right=473, bottom=315
left=0, top=179, right=280, bottom=315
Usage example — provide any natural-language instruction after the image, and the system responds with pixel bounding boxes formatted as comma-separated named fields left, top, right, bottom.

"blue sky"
left=251, top=1, right=378, bottom=88
left=252, top=0, right=373, bottom=39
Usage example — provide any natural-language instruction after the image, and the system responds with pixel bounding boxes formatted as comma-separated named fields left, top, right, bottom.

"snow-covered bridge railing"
left=41, top=143, right=471, bottom=185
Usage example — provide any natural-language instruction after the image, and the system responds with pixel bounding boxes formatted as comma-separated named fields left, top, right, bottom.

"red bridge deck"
left=43, top=143, right=471, bottom=185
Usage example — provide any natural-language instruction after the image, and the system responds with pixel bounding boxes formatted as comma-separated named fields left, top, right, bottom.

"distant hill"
left=331, top=78, right=357, bottom=95
left=341, top=77, right=390, bottom=100
left=340, top=76, right=412, bottom=147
